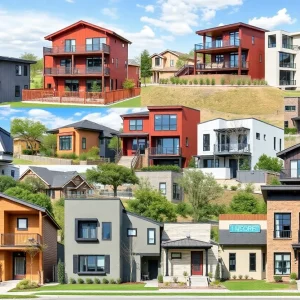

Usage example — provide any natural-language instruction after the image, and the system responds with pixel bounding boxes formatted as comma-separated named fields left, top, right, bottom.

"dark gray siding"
left=219, top=230, right=267, bottom=245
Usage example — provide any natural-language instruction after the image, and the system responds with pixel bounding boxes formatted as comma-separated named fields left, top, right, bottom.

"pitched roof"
left=277, top=143, right=300, bottom=158
left=125, top=211, right=163, bottom=227
left=0, top=56, right=36, bottom=64
left=162, top=237, right=213, bottom=249
left=44, top=20, right=132, bottom=44
left=0, top=127, right=13, bottom=154
left=47, top=120, right=119, bottom=137
left=128, top=59, right=140, bottom=67
left=151, top=49, right=188, bottom=58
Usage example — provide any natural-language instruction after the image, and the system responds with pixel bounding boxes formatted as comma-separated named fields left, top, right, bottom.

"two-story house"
left=43, top=20, right=131, bottom=93
left=194, top=22, right=267, bottom=79
left=0, top=56, right=36, bottom=103
left=0, top=192, right=60, bottom=283
left=265, top=30, right=300, bottom=89
left=119, top=106, right=200, bottom=168
left=19, top=166, right=94, bottom=201
left=195, top=118, right=284, bottom=179
left=47, top=119, right=119, bottom=160
left=284, top=97, right=300, bottom=131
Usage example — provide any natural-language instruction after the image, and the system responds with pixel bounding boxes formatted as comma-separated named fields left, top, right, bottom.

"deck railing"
left=1, top=233, right=42, bottom=247
left=195, top=39, right=240, bottom=50
left=43, top=43, right=110, bottom=55
left=44, top=67, right=110, bottom=76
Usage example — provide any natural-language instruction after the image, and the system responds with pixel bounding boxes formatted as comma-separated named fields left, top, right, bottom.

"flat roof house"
left=0, top=56, right=36, bottom=103
left=284, top=97, right=300, bottom=131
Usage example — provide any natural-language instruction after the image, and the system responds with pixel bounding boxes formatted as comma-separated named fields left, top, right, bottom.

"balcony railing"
left=273, top=230, right=291, bottom=239
left=195, top=39, right=240, bottom=51
left=196, top=61, right=248, bottom=70
left=44, top=67, right=110, bottom=76
left=1, top=233, right=42, bottom=247
left=43, top=43, right=110, bottom=55
left=214, top=143, right=250, bottom=154
left=280, top=80, right=296, bottom=86
left=149, top=147, right=182, bottom=156
left=282, top=44, right=298, bottom=50
left=280, top=169, right=300, bottom=180
left=279, top=62, right=296, bottom=68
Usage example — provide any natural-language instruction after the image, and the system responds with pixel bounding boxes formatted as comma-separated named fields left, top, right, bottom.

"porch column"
left=194, top=50, right=197, bottom=75
left=205, top=248, right=208, bottom=276
left=165, top=249, right=169, bottom=276
left=203, top=34, right=206, bottom=66
left=238, top=27, right=242, bottom=75
left=71, top=54, right=74, bottom=74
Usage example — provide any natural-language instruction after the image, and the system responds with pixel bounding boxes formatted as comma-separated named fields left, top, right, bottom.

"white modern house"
left=265, top=30, right=300, bottom=89
left=195, top=118, right=284, bottom=179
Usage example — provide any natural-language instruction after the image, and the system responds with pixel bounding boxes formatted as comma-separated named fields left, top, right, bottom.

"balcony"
left=214, top=143, right=251, bottom=155
left=149, top=147, right=182, bottom=156
left=44, top=67, right=110, bottom=77
left=279, top=169, right=300, bottom=181
left=282, top=44, right=299, bottom=50
left=195, top=39, right=240, bottom=51
left=279, top=62, right=296, bottom=69
left=43, top=44, right=110, bottom=55
left=279, top=80, right=296, bottom=86
left=1, top=233, right=42, bottom=247
left=273, top=230, right=291, bottom=239
left=196, top=61, right=248, bottom=71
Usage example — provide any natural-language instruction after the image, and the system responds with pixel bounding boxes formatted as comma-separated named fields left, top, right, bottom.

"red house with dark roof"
left=119, top=106, right=200, bottom=168
left=194, top=22, right=268, bottom=79
left=43, top=20, right=132, bottom=93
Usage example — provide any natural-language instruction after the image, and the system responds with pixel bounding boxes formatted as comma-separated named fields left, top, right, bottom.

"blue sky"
left=0, top=106, right=147, bottom=132
left=0, top=0, right=299, bottom=58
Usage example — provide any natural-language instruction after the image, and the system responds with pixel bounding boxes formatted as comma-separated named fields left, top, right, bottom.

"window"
left=17, top=218, right=28, bottom=230
left=259, top=54, right=262, bottom=63
left=11, top=170, right=15, bottom=178
left=59, top=136, right=72, bottom=150
left=116, top=58, right=118, bottom=68
left=229, top=253, right=236, bottom=271
left=284, top=121, right=289, bottom=128
left=65, top=39, right=76, bottom=52
left=23, top=65, right=28, bottom=76
left=274, top=137, right=276, bottom=150
left=264, top=134, right=266, bottom=141
left=170, top=59, right=174, bottom=67
left=229, top=32, right=239, bottom=46
left=274, top=213, right=291, bottom=238
left=122, top=44, right=125, bottom=48
left=249, top=253, right=256, bottom=271
left=16, top=65, right=22, bottom=76
left=79, top=255, right=105, bottom=273
left=15, top=86, right=21, bottom=97
left=262, top=253, right=266, bottom=272
left=86, top=37, right=106, bottom=51
left=268, top=34, right=276, bottom=48
left=252, top=36, right=255, bottom=44
left=1, top=170, right=4, bottom=175
left=203, top=134, right=210, bottom=151
left=102, top=222, right=111, bottom=240
left=159, top=183, right=166, bottom=195
left=282, top=34, right=293, bottom=49
left=285, top=106, right=296, bottom=111
left=155, top=138, right=179, bottom=155
left=112, top=58, right=114, bottom=64
left=274, top=253, right=291, bottom=275
left=256, top=133, right=260, bottom=140
left=280, top=70, right=295, bottom=86
left=129, top=120, right=143, bottom=131
left=203, top=159, right=219, bottom=168
left=279, top=138, right=282, bottom=151
left=86, top=80, right=101, bottom=92
left=154, top=115, right=177, bottom=131
left=215, top=55, right=224, bottom=63
left=185, top=137, right=189, bottom=147
left=173, top=183, right=181, bottom=200
left=127, top=228, right=137, bottom=237
left=147, top=228, right=156, bottom=245
left=24, top=85, right=29, bottom=90
left=78, top=220, right=97, bottom=239
left=155, top=57, right=161, bottom=66
left=47, top=84, right=52, bottom=89
left=82, top=138, right=86, bottom=150
left=171, top=253, right=182, bottom=259
left=280, top=52, right=295, bottom=68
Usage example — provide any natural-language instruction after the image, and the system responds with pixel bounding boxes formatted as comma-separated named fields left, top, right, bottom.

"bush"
left=86, top=278, right=93, bottom=284
left=16, top=279, right=39, bottom=290
left=175, top=202, right=193, bottom=218
left=247, top=79, right=252, bottom=85
left=211, top=280, right=221, bottom=286
left=122, top=78, right=135, bottom=89
left=110, top=279, right=116, bottom=284
left=170, top=77, right=175, bottom=84
left=79, top=153, right=88, bottom=161
left=223, top=184, right=228, bottom=189
left=78, top=278, right=84, bottom=284
left=183, top=271, right=188, bottom=277
left=179, top=79, right=183, bottom=85
left=215, top=263, right=220, bottom=281
left=69, top=277, right=76, bottom=284
left=189, top=80, right=193, bottom=85
left=175, top=77, right=180, bottom=85
left=59, top=153, right=78, bottom=160
left=158, top=274, right=163, bottom=283
left=183, top=79, right=188, bottom=85
left=164, top=282, right=171, bottom=287
left=232, top=275, right=237, bottom=280
left=116, top=278, right=122, bottom=284
left=238, top=275, right=243, bottom=280
left=94, top=278, right=101, bottom=284
left=178, top=282, right=186, bottom=286
left=290, top=279, right=297, bottom=285
left=205, top=78, right=210, bottom=85
left=230, top=185, right=238, bottom=191
left=193, top=78, right=198, bottom=85
left=284, top=127, right=297, bottom=134
left=244, top=183, right=254, bottom=193
left=22, top=149, right=34, bottom=155
left=102, top=278, right=109, bottom=284
left=220, top=78, right=225, bottom=85
left=57, top=259, right=65, bottom=284
left=230, top=79, right=235, bottom=85
left=270, top=177, right=281, bottom=185
left=274, top=275, right=282, bottom=282
left=173, top=276, right=178, bottom=283
left=237, top=79, right=241, bottom=86
left=211, top=78, right=216, bottom=86
left=253, top=79, right=258, bottom=85
left=140, top=165, right=181, bottom=172
left=290, top=272, right=297, bottom=280
left=200, top=78, right=204, bottom=85
left=244, top=275, right=249, bottom=280
left=241, top=79, right=246, bottom=85
left=208, top=272, right=213, bottom=279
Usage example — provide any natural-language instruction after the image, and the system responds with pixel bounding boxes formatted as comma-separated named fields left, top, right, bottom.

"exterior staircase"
left=175, top=64, right=194, bottom=77
left=189, top=276, right=209, bottom=287
left=117, top=156, right=134, bottom=168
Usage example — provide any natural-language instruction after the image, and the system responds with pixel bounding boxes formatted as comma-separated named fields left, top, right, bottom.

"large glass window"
left=78, top=221, right=97, bottom=239
left=173, top=183, right=181, bottom=200
left=215, top=36, right=223, bottom=48
left=86, top=38, right=106, bottom=51
left=229, top=32, right=239, bottom=46
left=203, top=159, right=219, bottom=168
left=279, top=52, right=295, bottom=68
left=268, top=34, right=276, bottom=48
left=131, top=139, right=146, bottom=151
left=65, top=80, right=79, bottom=92
left=59, top=136, right=72, bottom=150
left=274, top=253, right=291, bottom=275
left=154, top=115, right=177, bottom=131
left=203, top=134, right=210, bottom=151
left=282, top=35, right=293, bottom=49
left=86, top=57, right=102, bottom=73
left=249, top=253, right=256, bottom=271
left=229, top=253, right=236, bottom=271
left=280, top=70, right=295, bottom=86
left=65, top=39, right=76, bottom=52
left=147, top=229, right=156, bottom=245
left=129, top=120, right=143, bottom=131
left=79, top=255, right=105, bottom=273
left=274, top=213, right=291, bottom=238
left=215, top=55, right=224, bottom=63
left=156, top=138, right=179, bottom=155
left=230, top=53, right=239, bottom=68
left=102, top=222, right=111, bottom=240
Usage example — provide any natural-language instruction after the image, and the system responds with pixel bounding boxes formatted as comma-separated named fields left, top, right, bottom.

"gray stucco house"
left=0, top=56, right=36, bottom=103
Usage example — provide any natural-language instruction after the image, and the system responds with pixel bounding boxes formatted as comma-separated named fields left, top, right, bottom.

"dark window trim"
left=129, top=119, right=143, bottom=131
left=147, top=228, right=156, bottom=245
left=102, top=222, right=112, bottom=241
left=82, top=137, right=86, bottom=150
left=78, top=254, right=106, bottom=275
left=16, top=65, right=22, bottom=76
left=59, top=135, right=72, bottom=151
left=229, top=253, right=236, bottom=271
left=203, top=134, right=210, bottom=151
left=285, top=105, right=296, bottom=112
left=171, top=252, right=182, bottom=259
left=274, top=212, right=291, bottom=239
left=24, top=65, right=28, bottom=76
left=15, top=85, right=21, bottom=98
left=17, top=218, right=28, bottom=231
left=274, top=252, right=291, bottom=275
left=256, top=133, right=260, bottom=140
left=262, top=253, right=266, bottom=272
left=127, top=228, right=137, bottom=237
left=274, top=137, right=276, bottom=151
left=249, top=253, right=256, bottom=272
left=154, top=114, right=177, bottom=131
left=75, top=218, right=99, bottom=243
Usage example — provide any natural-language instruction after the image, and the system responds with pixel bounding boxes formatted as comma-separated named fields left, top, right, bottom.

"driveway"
left=0, top=280, right=19, bottom=293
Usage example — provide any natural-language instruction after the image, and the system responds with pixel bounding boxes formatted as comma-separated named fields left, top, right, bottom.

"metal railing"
left=280, top=169, right=300, bottom=179
left=44, top=67, right=110, bottom=76
left=280, top=80, right=296, bottom=86
left=149, top=147, right=182, bottom=156
left=214, top=143, right=250, bottom=153
left=273, top=230, right=291, bottom=239
left=279, top=62, right=296, bottom=68
left=43, top=43, right=110, bottom=55
left=196, top=61, right=248, bottom=70
left=195, top=39, right=240, bottom=50
left=99, top=191, right=133, bottom=198
left=282, top=44, right=298, bottom=50
left=131, top=147, right=141, bottom=169
left=115, top=149, right=123, bottom=164
left=1, top=233, right=42, bottom=246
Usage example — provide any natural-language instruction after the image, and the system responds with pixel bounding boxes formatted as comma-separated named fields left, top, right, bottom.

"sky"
left=0, top=0, right=299, bottom=58
left=0, top=106, right=147, bottom=132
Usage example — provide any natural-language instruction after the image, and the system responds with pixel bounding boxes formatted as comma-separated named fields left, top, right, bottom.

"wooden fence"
left=22, top=88, right=141, bottom=105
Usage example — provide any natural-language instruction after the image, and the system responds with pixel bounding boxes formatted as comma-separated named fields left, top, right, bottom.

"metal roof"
left=277, top=143, right=300, bottom=158
left=162, top=238, right=213, bottom=249
left=0, top=56, right=36, bottom=64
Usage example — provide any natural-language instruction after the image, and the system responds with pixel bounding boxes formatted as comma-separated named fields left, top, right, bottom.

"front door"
left=229, top=159, right=238, bottom=178
left=191, top=251, right=203, bottom=276
left=13, top=252, right=26, bottom=280
left=148, top=260, right=158, bottom=280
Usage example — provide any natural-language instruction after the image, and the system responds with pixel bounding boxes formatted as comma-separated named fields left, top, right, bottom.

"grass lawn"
left=13, top=158, right=38, bottom=165
left=284, top=90, right=300, bottom=97
left=222, top=280, right=295, bottom=290
left=0, top=296, right=38, bottom=299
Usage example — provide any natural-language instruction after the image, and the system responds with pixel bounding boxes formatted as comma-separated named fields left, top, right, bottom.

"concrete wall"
left=198, top=168, right=231, bottom=180
left=237, top=170, right=267, bottom=183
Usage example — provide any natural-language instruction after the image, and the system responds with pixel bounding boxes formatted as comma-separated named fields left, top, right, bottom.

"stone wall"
left=18, top=154, right=72, bottom=165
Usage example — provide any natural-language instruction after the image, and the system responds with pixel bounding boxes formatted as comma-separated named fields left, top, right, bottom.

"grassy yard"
left=284, top=90, right=300, bottom=97
left=0, top=296, right=38, bottom=299
left=222, top=280, right=295, bottom=290
left=13, top=158, right=39, bottom=165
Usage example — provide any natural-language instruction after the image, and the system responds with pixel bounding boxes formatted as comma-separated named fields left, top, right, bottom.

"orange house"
left=0, top=193, right=60, bottom=283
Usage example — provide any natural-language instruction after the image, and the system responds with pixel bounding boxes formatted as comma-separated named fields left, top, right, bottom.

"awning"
left=161, top=238, right=213, bottom=249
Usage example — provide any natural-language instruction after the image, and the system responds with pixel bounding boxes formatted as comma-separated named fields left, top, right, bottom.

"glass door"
left=230, top=32, right=239, bottom=46
left=290, top=160, right=300, bottom=178
left=86, top=57, right=102, bottom=74
left=14, top=253, right=26, bottom=280
left=60, top=59, right=71, bottom=74
left=230, top=53, right=238, bottom=68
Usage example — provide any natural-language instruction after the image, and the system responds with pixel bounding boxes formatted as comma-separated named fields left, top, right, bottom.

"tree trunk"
left=113, top=185, right=118, bottom=197
left=143, top=77, right=146, bottom=87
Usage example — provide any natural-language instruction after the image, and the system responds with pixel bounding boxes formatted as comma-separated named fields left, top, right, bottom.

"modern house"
left=64, top=196, right=218, bottom=286
left=43, top=20, right=132, bottom=93
left=265, top=30, right=300, bottom=89
left=47, top=120, right=119, bottom=160
left=0, top=56, right=36, bottom=103
left=194, top=22, right=267, bottom=78
left=19, top=166, right=94, bottom=201
left=128, top=59, right=140, bottom=88
left=195, top=118, right=284, bottom=179
left=119, top=106, right=200, bottom=168
left=13, top=137, right=41, bottom=156
left=219, top=214, right=267, bottom=280
left=151, top=50, right=194, bottom=83
left=0, top=192, right=60, bottom=283
left=284, top=97, right=300, bottom=131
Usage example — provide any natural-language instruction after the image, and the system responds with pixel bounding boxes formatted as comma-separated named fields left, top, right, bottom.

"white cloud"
left=101, top=8, right=118, bottom=19
left=0, top=106, right=22, bottom=120
left=74, top=112, right=82, bottom=117
left=218, top=23, right=224, bottom=26
left=65, top=0, right=74, bottom=3
left=161, top=35, right=175, bottom=42
left=137, top=4, right=155, bottom=13
left=249, top=8, right=296, bottom=30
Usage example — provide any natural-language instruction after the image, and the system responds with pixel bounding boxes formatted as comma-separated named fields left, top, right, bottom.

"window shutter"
left=105, top=255, right=110, bottom=274
left=73, top=255, right=78, bottom=274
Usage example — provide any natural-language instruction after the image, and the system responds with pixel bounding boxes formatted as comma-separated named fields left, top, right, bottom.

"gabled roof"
left=0, top=193, right=60, bottom=229
left=125, top=211, right=163, bottom=227
left=44, top=20, right=132, bottom=44
left=0, top=56, right=36, bottom=64
left=277, top=143, right=300, bottom=158
left=162, top=237, right=213, bottom=249
left=47, top=120, right=119, bottom=138
left=0, top=127, right=13, bottom=154
left=151, top=49, right=189, bottom=59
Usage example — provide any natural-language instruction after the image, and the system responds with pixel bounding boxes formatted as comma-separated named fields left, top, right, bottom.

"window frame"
left=159, top=182, right=167, bottom=195
left=82, top=137, right=87, bottom=150
left=147, top=228, right=156, bottom=245
left=59, top=135, right=72, bottom=151
left=285, top=106, right=296, bottom=112
left=284, top=121, right=289, bottom=128
left=102, top=222, right=112, bottom=241
left=203, top=159, right=219, bottom=168
left=15, top=86, right=21, bottom=98
left=24, top=65, right=28, bottom=76
left=274, top=252, right=291, bottom=275
left=78, top=255, right=105, bottom=274
left=274, top=213, right=291, bottom=239
left=154, top=114, right=177, bottom=131
left=129, top=119, right=143, bottom=131
left=17, top=218, right=28, bottom=231
left=75, top=219, right=98, bottom=242
left=256, top=133, right=260, bottom=140
left=173, top=183, right=181, bottom=200
left=171, top=252, right=182, bottom=259
left=229, top=253, right=236, bottom=271
left=127, top=228, right=137, bottom=237
left=249, top=253, right=256, bottom=272
left=203, top=134, right=210, bottom=151
left=16, top=65, right=22, bottom=76
left=274, top=137, right=276, bottom=150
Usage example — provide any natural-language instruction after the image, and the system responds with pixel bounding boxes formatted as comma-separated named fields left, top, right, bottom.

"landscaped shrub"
left=78, top=278, right=84, bottom=284
left=230, top=79, right=235, bottom=85
left=94, top=278, right=101, bottom=284
left=22, top=149, right=34, bottom=155
left=170, top=77, right=175, bottom=84
left=173, top=276, right=178, bottom=283
left=165, top=78, right=169, bottom=84
left=86, top=278, right=93, bottom=284
left=110, top=279, right=116, bottom=284
left=123, top=79, right=135, bottom=89
left=57, top=259, right=65, bottom=284
left=208, top=272, right=213, bottom=279
left=179, top=79, right=183, bottom=85
left=270, top=177, right=281, bottom=186
left=16, top=279, right=39, bottom=290
left=189, top=80, right=193, bottom=85
left=232, top=275, right=237, bottom=280
left=253, top=79, right=258, bottom=85
left=140, top=165, right=181, bottom=172
left=244, top=275, right=249, bottom=280
left=183, top=79, right=188, bottom=85
left=69, top=277, right=76, bottom=284
left=175, top=202, right=193, bottom=218
left=230, top=185, right=238, bottom=191
left=102, top=278, right=109, bottom=284
left=215, top=263, right=220, bottom=281
left=237, top=79, right=241, bottom=86
left=284, top=127, right=297, bottom=134
left=116, top=278, right=122, bottom=284
left=244, top=183, right=254, bottom=193
left=178, top=282, right=186, bottom=286
left=274, top=275, right=282, bottom=282
left=164, top=282, right=171, bottom=287
left=200, top=78, right=204, bottom=85
left=290, top=279, right=297, bottom=285
left=183, top=271, right=188, bottom=277
left=247, top=79, right=252, bottom=85
left=79, top=153, right=88, bottom=161
left=290, top=273, right=297, bottom=280
left=205, top=78, right=210, bottom=85
left=241, top=79, right=246, bottom=85
left=193, top=78, right=198, bottom=85
left=175, top=77, right=180, bottom=85
left=211, top=78, right=216, bottom=85
left=158, top=274, right=163, bottom=283
left=220, top=77, right=225, bottom=85
left=238, top=275, right=243, bottom=280
left=59, top=153, right=78, bottom=160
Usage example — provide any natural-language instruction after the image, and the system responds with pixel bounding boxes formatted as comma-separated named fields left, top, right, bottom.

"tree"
left=177, top=170, right=223, bottom=221
left=108, top=136, right=121, bottom=153
left=254, top=154, right=283, bottom=172
left=20, top=53, right=43, bottom=79
left=0, top=176, right=17, bottom=192
left=54, top=198, right=65, bottom=243
left=123, top=79, right=135, bottom=89
left=22, top=177, right=47, bottom=193
left=140, top=50, right=152, bottom=86
left=57, top=259, right=65, bottom=284
left=229, top=191, right=261, bottom=214
left=11, top=119, right=47, bottom=154
left=86, top=163, right=139, bottom=196
left=41, top=134, right=57, bottom=156
left=128, top=179, right=177, bottom=222
left=176, top=50, right=194, bottom=69
left=91, top=81, right=101, bottom=92
left=188, top=157, right=196, bottom=168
